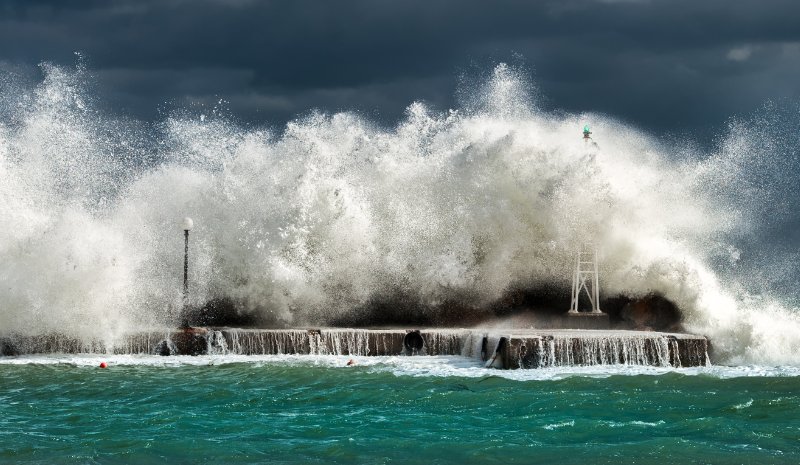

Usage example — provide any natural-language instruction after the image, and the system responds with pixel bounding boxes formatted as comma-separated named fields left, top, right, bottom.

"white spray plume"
left=1, top=62, right=799, bottom=364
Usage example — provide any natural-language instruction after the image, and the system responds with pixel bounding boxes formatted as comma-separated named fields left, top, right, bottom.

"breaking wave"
left=1, top=61, right=800, bottom=365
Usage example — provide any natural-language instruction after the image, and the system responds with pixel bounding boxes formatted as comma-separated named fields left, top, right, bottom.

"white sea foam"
left=1, top=61, right=800, bottom=365
left=543, top=421, right=575, bottom=430
left=2, top=353, right=800, bottom=380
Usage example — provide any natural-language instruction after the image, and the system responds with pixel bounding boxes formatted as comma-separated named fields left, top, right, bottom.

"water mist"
left=1, top=62, right=799, bottom=364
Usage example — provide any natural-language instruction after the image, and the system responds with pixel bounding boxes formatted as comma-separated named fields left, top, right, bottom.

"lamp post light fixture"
left=180, top=217, right=193, bottom=329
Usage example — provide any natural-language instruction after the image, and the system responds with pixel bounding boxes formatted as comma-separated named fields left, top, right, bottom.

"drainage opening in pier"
left=155, top=340, right=177, bottom=356
left=403, top=331, right=424, bottom=353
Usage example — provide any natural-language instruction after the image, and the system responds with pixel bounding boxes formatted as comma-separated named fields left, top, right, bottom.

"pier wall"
left=0, top=328, right=709, bottom=368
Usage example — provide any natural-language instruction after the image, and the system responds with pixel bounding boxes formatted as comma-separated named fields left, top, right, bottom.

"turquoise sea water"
left=2, top=355, right=799, bottom=464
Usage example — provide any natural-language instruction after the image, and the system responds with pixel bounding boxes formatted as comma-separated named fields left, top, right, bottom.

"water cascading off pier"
left=0, top=328, right=709, bottom=368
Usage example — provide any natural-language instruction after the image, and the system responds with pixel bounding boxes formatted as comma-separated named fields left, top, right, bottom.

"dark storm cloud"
left=1, top=0, right=799, bottom=132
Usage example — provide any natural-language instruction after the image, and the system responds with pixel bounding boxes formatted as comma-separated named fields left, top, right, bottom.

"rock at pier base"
left=169, top=328, right=208, bottom=356
left=563, top=312, right=610, bottom=330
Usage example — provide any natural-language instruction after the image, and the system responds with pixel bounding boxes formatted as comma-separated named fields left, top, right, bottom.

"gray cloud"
left=1, top=0, right=799, bottom=133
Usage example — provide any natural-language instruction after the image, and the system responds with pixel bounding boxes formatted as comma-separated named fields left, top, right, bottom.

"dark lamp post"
left=180, top=217, right=193, bottom=329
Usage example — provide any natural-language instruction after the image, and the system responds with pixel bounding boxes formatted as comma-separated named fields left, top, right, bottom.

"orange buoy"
left=99, top=362, right=108, bottom=368
left=346, top=359, right=355, bottom=366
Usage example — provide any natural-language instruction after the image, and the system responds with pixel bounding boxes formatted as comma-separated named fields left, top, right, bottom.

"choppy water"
left=2, top=355, right=799, bottom=463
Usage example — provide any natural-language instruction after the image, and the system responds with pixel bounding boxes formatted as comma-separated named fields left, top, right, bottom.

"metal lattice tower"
left=568, top=249, right=601, bottom=314
left=567, top=125, right=601, bottom=314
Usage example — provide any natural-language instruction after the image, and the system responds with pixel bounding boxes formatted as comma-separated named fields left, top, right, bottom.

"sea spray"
left=1, top=61, right=800, bottom=364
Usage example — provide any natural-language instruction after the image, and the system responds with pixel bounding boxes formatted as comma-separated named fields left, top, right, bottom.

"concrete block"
left=563, top=312, right=610, bottom=329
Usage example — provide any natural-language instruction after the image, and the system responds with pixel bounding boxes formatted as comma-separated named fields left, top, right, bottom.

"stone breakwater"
left=0, top=328, right=710, bottom=368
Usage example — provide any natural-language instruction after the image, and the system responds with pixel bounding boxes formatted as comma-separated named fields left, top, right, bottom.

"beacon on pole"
left=570, top=126, right=599, bottom=313
left=565, top=126, right=609, bottom=328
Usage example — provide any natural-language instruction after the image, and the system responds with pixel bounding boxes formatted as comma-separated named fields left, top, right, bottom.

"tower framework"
left=569, top=249, right=601, bottom=313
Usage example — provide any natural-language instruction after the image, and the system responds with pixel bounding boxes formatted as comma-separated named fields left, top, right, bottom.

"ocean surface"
left=2, top=355, right=799, bottom=464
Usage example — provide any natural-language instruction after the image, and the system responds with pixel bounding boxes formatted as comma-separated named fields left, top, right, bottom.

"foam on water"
left=2, top=61, right=800, bottom=365
left=1, top=353, right=799, bottom=380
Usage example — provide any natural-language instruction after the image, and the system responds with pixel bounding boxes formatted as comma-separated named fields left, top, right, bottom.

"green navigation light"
left=584, top=125, right=590, bottom=132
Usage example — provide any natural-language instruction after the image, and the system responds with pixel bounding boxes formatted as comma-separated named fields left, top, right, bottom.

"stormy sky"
left=1, top=0, right=799, bottom=135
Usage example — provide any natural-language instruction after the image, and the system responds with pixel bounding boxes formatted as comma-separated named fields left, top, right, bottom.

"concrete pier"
left=487, top=330, right=709, bottom=369
left=563, top=312, right=610, bottom=329
left=0, top=328, right=709, bottom=368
